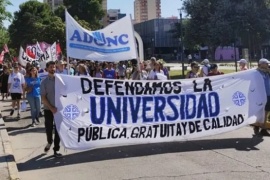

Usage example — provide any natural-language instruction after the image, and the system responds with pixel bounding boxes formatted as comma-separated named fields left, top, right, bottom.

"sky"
left=4, top=0, right=183, bottom=27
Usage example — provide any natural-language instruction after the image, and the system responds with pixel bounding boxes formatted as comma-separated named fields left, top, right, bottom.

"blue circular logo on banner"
left=63, top=104, right=80, bottom=120
left=232, top=91, right=246, bottom=106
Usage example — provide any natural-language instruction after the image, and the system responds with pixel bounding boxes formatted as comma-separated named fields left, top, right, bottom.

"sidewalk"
left=0, top=101, right=20, bottom=180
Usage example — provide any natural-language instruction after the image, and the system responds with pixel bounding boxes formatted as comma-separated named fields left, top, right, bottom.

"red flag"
left=56, top=43, right=62, bottom=54
left=26, top=48, right=36, bottom=59
left=56, top=43, right=62, bottom=60
left=0, top=51, right=4, bottom=64
left=13, top=57, right=18, bottom=62
left=3, top=44, right=9, bottom=53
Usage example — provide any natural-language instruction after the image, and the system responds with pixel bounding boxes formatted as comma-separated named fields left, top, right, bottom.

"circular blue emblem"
left=63, top=104, right=80, bottom=120
left=232, top=91, right=246, bottom=106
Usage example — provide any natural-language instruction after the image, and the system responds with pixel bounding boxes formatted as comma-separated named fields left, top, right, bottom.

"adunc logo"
left=232, top=91, right=246, bottom=106
left=92, top=32, right=105, bottom=43
left=63, top=104, right=80, bottom=120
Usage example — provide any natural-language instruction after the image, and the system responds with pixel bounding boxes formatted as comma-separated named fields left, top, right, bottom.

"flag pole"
left=129, top=14, right=141, bottom=79
left=65, top=9, right=70, bottom=75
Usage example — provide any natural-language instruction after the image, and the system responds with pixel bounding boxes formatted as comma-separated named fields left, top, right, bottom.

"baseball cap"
left=58, top=60, right=67, bottom=65
left=201, top=59, right=210, bottom=65
left=237, top=59, right=247, bottom=64
left=259, top=58, right=270, bottom=64
left=150, top=57, right=156, bottom=61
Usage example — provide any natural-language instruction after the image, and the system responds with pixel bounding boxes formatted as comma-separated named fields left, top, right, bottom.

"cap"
left=237, top=59, right=247, bottom=64
left=201, top=59, right=210, bottom=65
left=259, top=58, right=270, bottom=64
left=150, top=57, right=156, bottom=61
left=58, top=60, right=67, bottom=65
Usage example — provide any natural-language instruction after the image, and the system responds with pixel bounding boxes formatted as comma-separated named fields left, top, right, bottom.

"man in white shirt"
left=8, top=62, right=25, bottom=118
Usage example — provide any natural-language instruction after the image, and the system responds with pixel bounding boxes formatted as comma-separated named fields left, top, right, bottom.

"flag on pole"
left=3, top=44, right=9, bottom=53
left=65, top=10, right=137, bottom=62
left=0, top=51, right=4, bottom=64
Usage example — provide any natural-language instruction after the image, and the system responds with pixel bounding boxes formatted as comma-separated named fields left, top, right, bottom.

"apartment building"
left=43, top=0, right=63, bottom=10
left=134, top=0, right=161, bottom=24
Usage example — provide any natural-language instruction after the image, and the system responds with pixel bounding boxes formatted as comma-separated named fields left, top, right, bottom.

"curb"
left=0, top=114, right=20, bottom=180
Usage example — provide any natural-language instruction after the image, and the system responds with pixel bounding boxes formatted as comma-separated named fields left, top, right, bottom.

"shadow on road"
left=7, top=126, right=45, bottom=136
left=3, top=116, right=20, bottom=123
left=17, top=135, right=263, bottom=172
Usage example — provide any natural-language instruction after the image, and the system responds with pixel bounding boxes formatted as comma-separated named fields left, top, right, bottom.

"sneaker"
left=31, top=123, right=35, bottom=127
left=36, top=118, right=40, bottom=124
left=253, top=126, right=260, bottom=135
left=259, top=129, right=270, bottom=136
left=44, top=143, right=52, bottom=153
left=17, top=113, right=20, bottom=119
left=10, top=109, right=14, bottom=116
left=54, top=151, right=63, bottom=158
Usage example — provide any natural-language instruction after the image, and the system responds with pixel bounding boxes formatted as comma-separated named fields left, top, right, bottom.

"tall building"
left=102, top=0, right=107, bottom=11
left=134, top=0, right=161, bottom=24
left=43, top=0, right=63, bottom=10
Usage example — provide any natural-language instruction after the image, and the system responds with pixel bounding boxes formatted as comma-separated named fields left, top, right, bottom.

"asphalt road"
left=1, top=98, right=270, bottom=180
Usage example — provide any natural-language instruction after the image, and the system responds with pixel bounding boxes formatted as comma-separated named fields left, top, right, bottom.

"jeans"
left=44, top=110, right=60, bottom=152
left=26, top=95, right=41, bottom=123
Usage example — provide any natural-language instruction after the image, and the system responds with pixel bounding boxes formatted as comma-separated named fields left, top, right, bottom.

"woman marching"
left=25, top=66, right=41, bottom=127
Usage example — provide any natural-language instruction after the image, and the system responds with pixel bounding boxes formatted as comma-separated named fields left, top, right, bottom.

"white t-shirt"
left=202, top=65, right=210, bottom=77
left=148, top=70, right=165, bottom=80
left=8, top=72, right=25, bottom=93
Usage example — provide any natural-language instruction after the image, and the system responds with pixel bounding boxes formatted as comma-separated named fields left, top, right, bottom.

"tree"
left=64, top=0, right=104, bottom=30
left=0, top=28, right=9, bottom=47
left=0, top=0, right=12, bottom=28
left=8, top=0, right=65, bottom=51
left=183, top=0, right=270, bottom=60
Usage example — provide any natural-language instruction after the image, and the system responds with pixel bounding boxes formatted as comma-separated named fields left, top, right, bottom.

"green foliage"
left=0, top=28, right=9, bottom=47
left=0, top=0, right=12, bottom=28
left=182, top=0, right=270, bottom=53
left=8, top=0, right=65, bottom=51
left=64, top=0, right=105, bottom=30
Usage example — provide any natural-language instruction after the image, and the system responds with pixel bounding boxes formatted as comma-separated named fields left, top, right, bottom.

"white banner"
left=55, top=70, right=266, bottom=151
left=65, top=10, right=137, bottom=62
left=18, top=46, right=38, bottom=67
left=26, top=42, right=44, bottom=59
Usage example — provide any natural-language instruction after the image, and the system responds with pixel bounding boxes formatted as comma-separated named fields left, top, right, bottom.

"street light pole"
left=178, top=7, right=185, bottom=78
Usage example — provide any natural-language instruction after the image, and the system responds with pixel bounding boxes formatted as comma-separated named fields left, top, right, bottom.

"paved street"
left=1, top=98, right=270, bottom=180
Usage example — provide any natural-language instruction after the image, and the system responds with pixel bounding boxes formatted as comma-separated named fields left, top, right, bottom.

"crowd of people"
left=0, top=56, right=269, bottom=157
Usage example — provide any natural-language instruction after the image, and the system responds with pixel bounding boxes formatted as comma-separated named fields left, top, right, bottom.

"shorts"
left=11, top=93, right=22, bottom=100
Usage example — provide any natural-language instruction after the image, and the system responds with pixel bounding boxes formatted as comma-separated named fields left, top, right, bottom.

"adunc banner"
left=55, top=70, right=266, bottom=151
left=65, top=10, right=137, bottom=62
